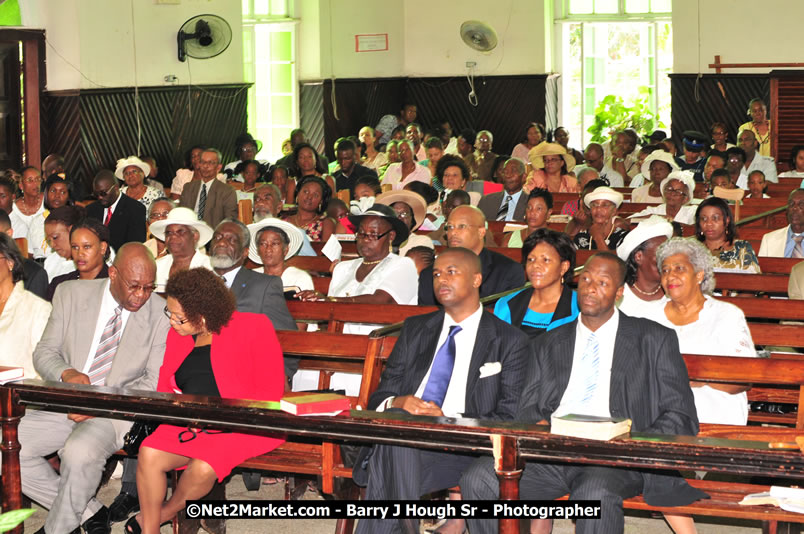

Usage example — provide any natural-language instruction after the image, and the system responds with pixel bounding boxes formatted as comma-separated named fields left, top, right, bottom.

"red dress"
left=141, top=311, right=285, bottom=481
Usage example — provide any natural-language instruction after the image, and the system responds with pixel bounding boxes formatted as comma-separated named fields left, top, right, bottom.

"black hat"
left=235, top=133, right=263, bottom=153
left=682, top=130, right=709, bottom=151
left=347, top=203, right=410, bottom=247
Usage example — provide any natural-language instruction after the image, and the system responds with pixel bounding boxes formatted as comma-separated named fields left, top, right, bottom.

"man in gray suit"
left=178, top=148, right=238, bottom=229
left=21, top=243, right=169, bottom=534
left=477, top=158, right=528, bottom=222
left=209, top=218, right=297, bottom=378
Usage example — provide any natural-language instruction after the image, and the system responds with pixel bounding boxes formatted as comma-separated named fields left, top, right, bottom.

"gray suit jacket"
left=179, top=178, right=238, bottom=229
left=477, top=191, right=528, bottom=222
left=230, top=267, right=298, bottom=378
left=33, top=279, right=170, bottom=440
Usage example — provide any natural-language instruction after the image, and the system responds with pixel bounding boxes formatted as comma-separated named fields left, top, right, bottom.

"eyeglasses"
left=178, top=428, right=227, bottom=443
left=94, top=184, right=117, bottom=198
left=664, top=188, right=688, bottom=196
left=115, top=269, right=157, bottom=294
left=148, top=211, right=171, bottom=221
left=355, top=230, right=392, bottom=241
left=163, top=306, right=190, bottom=324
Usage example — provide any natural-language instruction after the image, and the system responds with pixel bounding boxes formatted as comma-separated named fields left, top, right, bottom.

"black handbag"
left=122, top=421, right=159, bottom=456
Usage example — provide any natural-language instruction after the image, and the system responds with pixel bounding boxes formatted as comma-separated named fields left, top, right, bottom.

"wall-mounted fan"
left=177, top=14, right=232, bottom=62
left=460, top=20, right=498, bottom=53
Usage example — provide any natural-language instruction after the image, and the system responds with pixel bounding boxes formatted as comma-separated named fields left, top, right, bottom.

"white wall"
left=672, top=0, right=804, bottom=74
left=22, top=0, right=243, bottom=91
left=298, top=0, right=550, bottom=81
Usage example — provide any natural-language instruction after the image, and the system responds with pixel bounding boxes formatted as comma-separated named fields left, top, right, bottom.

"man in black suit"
left=418, top=205, right=525, bottom=305
left=332, top=139, right=378, bottom=193
left=86, top=170, right=146, bottom=251
left=178, top=148, right=238, bottom=229
left=0, top=193, right=47, bottom=299
left=462, top=253, right=705, bottom=534
left=355, top=248, right=530, bottom=534
left=477, top=158, right=528, bottom=222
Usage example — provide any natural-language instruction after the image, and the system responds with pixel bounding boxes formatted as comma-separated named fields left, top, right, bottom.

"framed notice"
left=355, top=34, right=389, bottom=52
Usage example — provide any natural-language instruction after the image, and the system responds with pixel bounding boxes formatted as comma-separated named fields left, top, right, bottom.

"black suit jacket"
left=229, top=267, right=298, bottom=378
left=86, top=194, right=146, bottom=252
left=477, top=191, right=528, bottom=222
left=518, top=312, right=704, bottom=505
left=418, top=248, right=525, bottom=306
left=368, top=309, right=530, bottom=420
left=23, top=258, right=48, bottom=300
left=334, top=164, right=379, bottom=193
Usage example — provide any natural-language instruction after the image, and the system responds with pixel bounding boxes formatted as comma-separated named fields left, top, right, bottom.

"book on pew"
left=0, top=366, right=23, bottom=384
left=740, top=486, right=804, bottom=513
left=550, top=414, right=632, bottom=441
left=280, top=393, right=351, bottom=416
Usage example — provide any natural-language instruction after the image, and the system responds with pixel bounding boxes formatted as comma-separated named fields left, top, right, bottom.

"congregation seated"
left=358, top=126, right=389, bottom=174
left=149, top=207, right=213, bottom=292
left=248, top=218, right=313, bottom=303
left=428, top=190, right=497, bottom=248
left=282, top=175, right=335, bottom=242
left=266, top=164, right=291, bottom=204
left=87, top=169, right=147, bottom=252
left=630, top=170, right=697, bottom=225
left=552, top=125, right=585, bottom=166
left=418, top=136, right=445, bottom=179
left=501, top=188, right=552, bottom=248
left=43, top=173, right=73, bottom=211
left=374, top=189, right=434, bottom=256
left=170, top=145, right=223, bottom=201
left=526, top=142, right=579, bottom=192
left=694, top=197, right=760, bottom=272
left=251, top=184, right=316, bottom=256
left=233, top=159, right=266, bottom=201
left=382, top=139, right=431, bottom=190
left=433, top=155, right=481, bottom=206
left=469, top=130, right=497, bottom=181
left=632, top=149, right=676, bottom=203
left=779, top=144, right=804, bottom=179
left=286, top=143, right=336, bottom=203
left=117, top=156, right=161, bottom=212
left=738, top=98, right=771, bottom=158
left=43, top=153, right=88, bottom=201
left=736, top=129, right=777, bottom=188
left=559, top=167, right=599, bottom=217
left=418, top=205, right=525, bottom=306
left=758, top=188, right=804, bottom=257
left=46, top=218, right=111, bottom=301
left=0, top=209, right=47, bottom=299
left=674, top=131, right=708, bottom=181
left=511, top=121, right=545, bottom=162
left=606, top=129, right=641, bottom=183
left=0, top=232, right=50, bottom=379
left=223, top=133, right=269, bottom=181
left=745, top=170, right=770, bottom=199
left=333, top=138, right=378, bottom=194
left=10, top=166, right=46, bottom=258
left=582, top=142, right=623, bottom=188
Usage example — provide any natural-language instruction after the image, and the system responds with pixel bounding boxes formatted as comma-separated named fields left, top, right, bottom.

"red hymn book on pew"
left=280, top=393, right=351, bottom=416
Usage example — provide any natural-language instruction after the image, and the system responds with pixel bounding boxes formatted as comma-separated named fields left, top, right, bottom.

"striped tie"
left=88, top=306, right=123, bottom=386
left=793, top=235, right=804, bottom=259
left=496, top=195, right=512, bottom=221
left=578, top=333, right=600, bottom=407
left=198, top=182, right=207, bottom=220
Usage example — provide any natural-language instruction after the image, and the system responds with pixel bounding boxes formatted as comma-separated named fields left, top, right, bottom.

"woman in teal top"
left=494, top=228, right=579, bottom=339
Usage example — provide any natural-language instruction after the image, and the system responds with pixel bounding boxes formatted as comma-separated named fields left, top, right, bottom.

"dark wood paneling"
left=669, top=73, right=769, bottom=148
left=320, top=75, right=548, bottom=161
left=41, top=84, right=249, bottom=190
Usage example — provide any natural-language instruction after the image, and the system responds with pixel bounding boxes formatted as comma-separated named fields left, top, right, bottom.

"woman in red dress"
left=127, top=268, right=285, bottom=534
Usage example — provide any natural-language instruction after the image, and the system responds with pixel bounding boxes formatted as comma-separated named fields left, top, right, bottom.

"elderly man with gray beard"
left=252, top=184, right=317, bottom=256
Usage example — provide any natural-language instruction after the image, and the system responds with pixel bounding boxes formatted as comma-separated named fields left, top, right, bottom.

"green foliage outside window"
left=587, top=87, right=664, bottom=143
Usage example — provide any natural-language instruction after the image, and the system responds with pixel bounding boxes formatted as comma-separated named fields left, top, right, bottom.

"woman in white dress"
left=643, top=237, right=757, bottom=425
left=248, top=218, right=313, bottom=303
left=297, top=204, right=418, bottom=394
left=10, top=167, right=46, bottom=258
left=0, top=234, right=51, bottom=379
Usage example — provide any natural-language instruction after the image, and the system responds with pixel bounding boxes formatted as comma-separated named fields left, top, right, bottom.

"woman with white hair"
left=573, top=186, right=628, bottom=250
left=630, top=171, right=698, bottom=225
left=117, top=156, right=161, bottom=212
left=643, top=237, right=757, bottom=425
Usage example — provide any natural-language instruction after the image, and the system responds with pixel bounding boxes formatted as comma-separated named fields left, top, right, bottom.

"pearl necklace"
left=361, top=258, right=384, bottom=266
left=631, top=283, right=661, bottom=296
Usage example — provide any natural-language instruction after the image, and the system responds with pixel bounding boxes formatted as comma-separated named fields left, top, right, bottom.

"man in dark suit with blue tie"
left=355, top=247, right=530, bottom=534
left=462, top=252, right=705, bottom=534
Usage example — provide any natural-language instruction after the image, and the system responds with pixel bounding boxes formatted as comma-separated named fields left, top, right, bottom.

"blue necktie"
left=421, top=325, right=462, bottom=407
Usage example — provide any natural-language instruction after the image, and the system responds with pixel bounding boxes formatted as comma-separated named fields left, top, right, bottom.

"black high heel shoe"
left=124, top=516, right=142, bottom=534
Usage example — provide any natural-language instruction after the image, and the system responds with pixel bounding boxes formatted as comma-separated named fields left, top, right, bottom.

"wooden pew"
left=7, top=353, right=804, bottom=533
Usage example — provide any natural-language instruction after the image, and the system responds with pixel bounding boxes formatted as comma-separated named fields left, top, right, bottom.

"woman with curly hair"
left=128, top=268, right=285, bottom=534
left=283, top=175, right=335, bottom=242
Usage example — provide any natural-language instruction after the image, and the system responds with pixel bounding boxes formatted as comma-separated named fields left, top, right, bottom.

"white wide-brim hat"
left=640, top=150, right=679, bottom=179
left=660, top=171, right=696, bottom=205
left=247, top=218, right=304, bottom=263
left=115, top=156, right=151, bottom=181
left=148, top=207, right=213, bottom=246
left=583, top=186, right=624, bottom=208
left=616, top=215, right=674, bottom=261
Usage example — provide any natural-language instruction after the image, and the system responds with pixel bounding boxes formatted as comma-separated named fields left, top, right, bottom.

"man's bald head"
left=432, top=247, right=483, bottom=315
left=110, top=243, right=157, bottom=312
left=449, top=204, right=485, bottom=226
left=437, top=247, right=482, bottom=275
left=446, top=205, right=487, bottom=254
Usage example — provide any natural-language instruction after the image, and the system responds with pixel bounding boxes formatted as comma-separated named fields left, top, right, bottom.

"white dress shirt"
left=81, top=281, right=132, bottom=382
left=103, top=194, right=122, bottom=225
left=220, top=266, right=240, bottom=288
left=555, top=310, right=620, bottom=418
left=737, top=155, right=778, bottom=188
left=379, top=305, right=484, bottom=417
left=155, top=251, right=213, bottom=291
left=195, top=179, right=214, bottom=213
